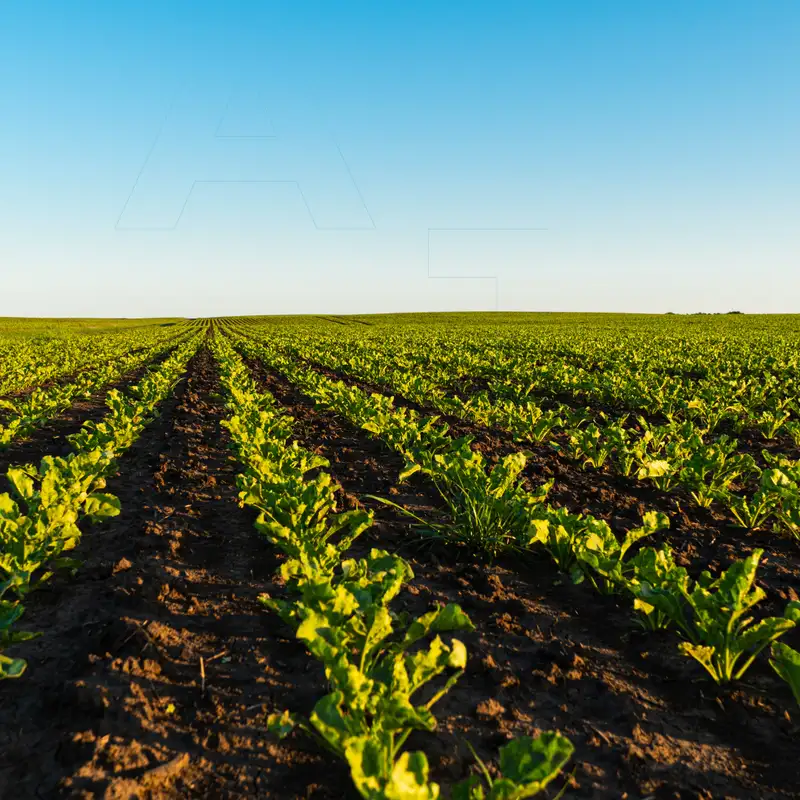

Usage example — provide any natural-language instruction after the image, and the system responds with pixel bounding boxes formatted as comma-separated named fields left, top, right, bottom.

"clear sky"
left=1, top=1, right=798, bottom=316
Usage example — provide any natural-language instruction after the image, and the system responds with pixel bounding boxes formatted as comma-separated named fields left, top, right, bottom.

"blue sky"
left=1, top=1, right=798, bottom=316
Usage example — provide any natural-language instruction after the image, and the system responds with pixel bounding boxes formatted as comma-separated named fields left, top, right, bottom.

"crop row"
left=0, top=329, right=192, bottom=449
left=211, top=332, right=575, bottom=799
left=228, top=329, right=800, bottom=703
left=240, top=325, right=800, bottom=540
left=0, top=320, right=199, bottom=397
left=0, top=332, right=203, bottom=678
left=230, top=318, right=800, bottom=434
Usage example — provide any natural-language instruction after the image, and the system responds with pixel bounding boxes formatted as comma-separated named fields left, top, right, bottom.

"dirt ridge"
left=246, top=359, right=800, bottom=799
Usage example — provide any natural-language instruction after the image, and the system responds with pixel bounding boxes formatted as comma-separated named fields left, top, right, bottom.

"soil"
left=0, top=342, right=798, bottom=799
left=247, top=360, right=800, bottom=799
left=0, top=350, right=351, bottom=799
left=0, top=333, right=193, bottom=403
left=295, top=359, right=800, bottom=617
left=0, top=361, right=165, bottom=483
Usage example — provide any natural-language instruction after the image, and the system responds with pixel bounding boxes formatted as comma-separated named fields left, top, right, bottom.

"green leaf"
left=83, top=492, right=121, bottom=521
left=328, top=660, right=375, bottom=714
left=266, top=709, right=298, bottom=739
left=6, top=629, right=41, bottom=644
left=452, top=776, right=485, bottom=800
left=785, top=601, right=800, bottom=624
left=770, top=642, right=800, bottom=706
left=398, top=462, right=422, bottom=483
left=310, top=691, right=355, bottom=753
left=497, top=732, right=575, bottom=792
left=0, top=493, right=18, bottom=517
left=735, top=616, right=796, bottom=656
left=401, top=604, right=474, bottom=649
left=344, top=735, right=387, bottom=797
left=362, top=605, right=395, bottom=664
left=447, top=639, right=468, bottom=669
left=49, top=557, right=83, bottom=574
left=679, top=642, right=718, bottom=680
left=386, top=751, right=440, bottom=800
left=0, top=653, right=27, bottom=679
left=487, top=778, right=523, bottom=799
left=637, top=460, right=671, bottom=479
left=0, top=600, right=26, bottom=632
left=7, top=468, right=35, bottom=501
left=346, top=736, right=440, bottom=800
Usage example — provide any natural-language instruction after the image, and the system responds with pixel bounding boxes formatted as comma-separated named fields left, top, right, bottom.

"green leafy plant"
left=603, top=418, right=636, bottom=476
left=759, top=454, right=800, bottom=540
left=0, top=595, right=33, bottom=678
left=571, top=511, right=670, bottom=594
left=267, top=598, right=474, bottom=799
left=722, top=471, right=782, bottom=530
left=212, top=335, right=572, bottom=800
left=453, top=734, right=574, bottom=799
left=625, top=544, right=690, bottom=631
left=563, top=423, right=614, bottom=470
left=521, top=507, right=588, bottom=574
left=379, top=447, right=551, bottom=559
left=784, top=420, right=800, bottom=448
left=0, top=333, right=200, bottom=676
left=755, top=409, right=791, bottom=440
left=640, top=550, right=797, bottom=683
left=635, top=458, right=678, bottom=491
left=679, top=439, right=756, bottom=508
left=0, top=454, right=120, bottom=597
left=769, top=632, right=800, bottom=707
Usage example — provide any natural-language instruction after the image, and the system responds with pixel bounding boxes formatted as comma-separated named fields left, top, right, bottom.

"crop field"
left=1, top=312, right=799, bottom=799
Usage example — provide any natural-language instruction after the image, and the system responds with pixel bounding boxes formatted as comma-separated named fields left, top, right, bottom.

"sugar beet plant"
left=228, top=329, right=800, bottom=692
left=260, top=324, right=800, bottom=540
left=639, top=550, right=799, bottom=683
left=0, top=331, right=187, bottom=449
left=212, top=334, right=574, bottom=799
left=0, top=320, right=196, bottom=397
left=0, top=334, right=201, bottom=678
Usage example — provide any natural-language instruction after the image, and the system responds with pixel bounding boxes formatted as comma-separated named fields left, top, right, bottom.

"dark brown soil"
left=247, top=358, right=800, bottom=799
left=0, top=350, right=351, bottom=799
left=291, top=359, right=800, bottom=617
left=1, top=341, right=798, bottom=799
left=0, top=361, right=167, bottom=485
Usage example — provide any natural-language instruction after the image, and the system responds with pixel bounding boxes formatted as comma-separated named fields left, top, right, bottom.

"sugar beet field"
left=1, top=313, right=799, bottom=799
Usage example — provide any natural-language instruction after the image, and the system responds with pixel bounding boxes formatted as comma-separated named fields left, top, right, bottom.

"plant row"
left=249, top=329, right=800, bottom=540
left=228, top=318, right=800, bottom=437
left=0, top=333, right=202, bottom=679
left=0, top=320, right=198, bottom=397
left=211, top=332, right=574, bottom=800
left=0, top=332, right=188, bottom=449
left=230, top=331, right=800, bottom=703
